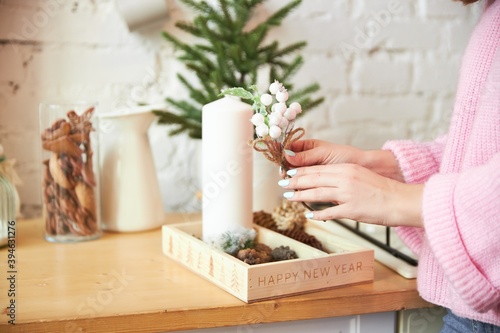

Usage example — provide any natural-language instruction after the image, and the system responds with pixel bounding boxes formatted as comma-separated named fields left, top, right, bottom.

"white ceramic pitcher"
left=99, top=107, right=164, bottom=232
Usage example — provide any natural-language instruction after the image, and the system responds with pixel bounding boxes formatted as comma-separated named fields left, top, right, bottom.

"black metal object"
left=333, top=219, right=418, bottom=266
left=310, top=203, right=418, bottom=267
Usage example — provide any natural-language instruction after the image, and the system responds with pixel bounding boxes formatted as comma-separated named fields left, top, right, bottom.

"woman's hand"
left=286, top=139, right=406, bottom=182
left=279, top=163, right=424, bottom=228
left=286, top=139, right=365, bottom=167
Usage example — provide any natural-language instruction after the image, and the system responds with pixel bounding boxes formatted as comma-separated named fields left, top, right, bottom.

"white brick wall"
left=0, top=0, right=482, bottom=217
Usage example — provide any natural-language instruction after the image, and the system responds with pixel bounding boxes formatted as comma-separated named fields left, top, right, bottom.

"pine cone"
left=271, top=245, right=298, bottom=261
left=281, top=227, right=324, bottom=251
left=272, top=200, right=306, bottom=231
left=253, top=210, right=277, bottom=229
left=236, top=243, right=272, bottom=265
left=253, top=211, right=324, bottom=251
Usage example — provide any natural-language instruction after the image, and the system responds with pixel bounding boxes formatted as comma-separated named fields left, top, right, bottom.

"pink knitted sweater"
left=382, top=1, right=500, bottom=326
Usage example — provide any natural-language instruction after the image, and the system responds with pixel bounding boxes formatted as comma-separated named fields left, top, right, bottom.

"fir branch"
left=175, top=21, right=202, bottom=37
left=257, top=41, right=279, bottom=62
left=271, top=41, right=307, bottom=58
left=195, top=44, right=215, bottom=54
left=233, top=2, right=252, bottom=32
left=247, top=24, right=269, bottom=51
left=200, top=74, right=221, bottom=101
left=288, top=83, right=325, bottom=117
left=277, top=56, right=304, bottom=82
left=179, top=49, right=216, bottom=73
left=184, top=62, right=214, bottom=80
left=269, top=66, right=278, bottom=84
left=290, top=82, right=322, bottom=101
left=201, top=3, right=230, bottom=29
left=215, top=55, right=238, bottom=87
left=165, top=98, right=202, bottom=121
left=295, top=97, right=325, bottom=118
left=176, top=74, right=213, bottom=106
left=219, top=0, right=233, bottom=26
left=157, top=0, right=324, bottom=138
left=180, top=0, right=213, bottom=14
left=152, top=109, right=202, bottom=138
left=247, top=0, right=265, bottom=7
left=263, top=0, right=301, bottom=26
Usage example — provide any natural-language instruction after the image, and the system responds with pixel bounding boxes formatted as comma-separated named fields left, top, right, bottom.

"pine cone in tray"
left=272, top=200, right=307, bottom=231
left=253, top=209, right=324, bottom=251
left=253, top=210, right=276, bottom=229
left=280, top=227, right=324, bottom=251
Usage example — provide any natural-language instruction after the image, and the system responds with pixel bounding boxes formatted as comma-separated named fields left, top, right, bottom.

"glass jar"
left=39, top=101, right=102, bottom=242
left=0, top=172, right=16, bottom=248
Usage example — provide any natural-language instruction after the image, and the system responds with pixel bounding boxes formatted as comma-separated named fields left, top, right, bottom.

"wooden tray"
left=162, top=220, right=374, bottom=303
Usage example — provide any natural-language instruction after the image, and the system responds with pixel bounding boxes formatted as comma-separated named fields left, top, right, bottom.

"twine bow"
left=250, top=127, right=320, bottom=217
left=251, top=127, right=325, bottom=218
left=251, top=127, right=305, bottom=177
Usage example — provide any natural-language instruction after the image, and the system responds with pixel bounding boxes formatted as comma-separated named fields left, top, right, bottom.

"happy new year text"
left=256, top=261, right=363, bottom=287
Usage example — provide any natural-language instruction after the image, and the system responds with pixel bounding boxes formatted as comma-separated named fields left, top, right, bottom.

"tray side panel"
left=247, top=250, right=374, bottom=301
left=162, top=224, right=249, bottom=302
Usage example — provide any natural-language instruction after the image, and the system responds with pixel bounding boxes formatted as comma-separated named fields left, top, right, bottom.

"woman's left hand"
left=280, top=163, right=424, bottom=228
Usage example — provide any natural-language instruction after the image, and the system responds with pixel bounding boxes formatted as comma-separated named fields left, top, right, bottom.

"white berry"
left=256, top=124, right=269, bottom=137
left=276, top=90, right=289, bottom=103
left=269, top=125, right=282, bottom=139
left=289, top=101, right=302, bottom=114
left=250, top=113, right=265, bottom=126
left=273, top=102, right=287, bottom=114
left=260, top=93, right=273, bottom=106
left=269, top=112, right=283, bottom=126
left=269, top=81, right=281, bottom=95
left=280, top=117, right=289, bottom=130
left=284, top=108, right=296, bottom=121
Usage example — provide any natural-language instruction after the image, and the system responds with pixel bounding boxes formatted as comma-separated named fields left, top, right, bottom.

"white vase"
left=98, top=107, right=165, bottom=232
left=252, top=150, right=282, bottom=213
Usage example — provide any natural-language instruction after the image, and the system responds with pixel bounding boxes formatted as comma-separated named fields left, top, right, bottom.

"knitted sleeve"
left=381, top=135, right=447, bottom=256
left=423, top=152, right=500, bottom=312
left=382, top=135, right=447, bottom=185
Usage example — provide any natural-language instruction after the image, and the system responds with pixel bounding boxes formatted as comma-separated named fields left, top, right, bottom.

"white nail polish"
left=278, top=179, right=289, bottom=187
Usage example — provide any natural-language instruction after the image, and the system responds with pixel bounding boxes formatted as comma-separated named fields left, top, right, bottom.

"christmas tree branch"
left=156, top=0, right=324, bottom=138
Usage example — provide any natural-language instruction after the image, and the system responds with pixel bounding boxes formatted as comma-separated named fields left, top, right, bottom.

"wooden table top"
left=0, top=215, right=431, bottom=333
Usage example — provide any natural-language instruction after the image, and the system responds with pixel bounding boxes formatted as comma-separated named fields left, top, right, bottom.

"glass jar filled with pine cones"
left=39, top=101, right=101, bottom=242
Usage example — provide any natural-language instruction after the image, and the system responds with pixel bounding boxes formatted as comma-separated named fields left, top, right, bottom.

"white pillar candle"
left=202, top=96, right=254, bottom=243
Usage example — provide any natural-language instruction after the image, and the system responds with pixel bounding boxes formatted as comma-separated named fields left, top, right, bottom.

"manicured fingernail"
left=284, top=149, right=295, bottom=156
left=278, top=179, right=289, bottom=187
left=283, top=191, right=294, bottom=199
left=286, top=169, right=297, bottom=176
left=305, top=212, right=314, bottom=219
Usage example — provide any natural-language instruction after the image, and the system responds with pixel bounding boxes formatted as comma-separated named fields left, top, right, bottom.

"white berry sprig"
left=220, top=80, right=302, bottom=142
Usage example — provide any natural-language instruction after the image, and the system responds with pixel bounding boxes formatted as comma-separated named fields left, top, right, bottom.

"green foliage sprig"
left=153, top=0, right=324, bottom=139
left=210, top=227, right=257, bottom=255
